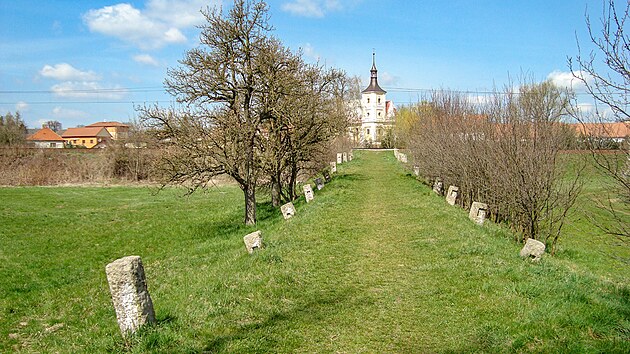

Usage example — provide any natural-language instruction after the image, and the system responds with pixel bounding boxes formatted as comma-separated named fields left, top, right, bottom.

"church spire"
left=362, top=51, right=386, bottom=94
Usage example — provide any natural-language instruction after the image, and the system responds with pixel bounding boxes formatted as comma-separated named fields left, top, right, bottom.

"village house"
left=573, top=122, right=630, bottom=144
left=62, top=127, right=112, bottom=148
left=86, top=121, right=130, bottom=140
left=26, top=127, right=65, bottom=148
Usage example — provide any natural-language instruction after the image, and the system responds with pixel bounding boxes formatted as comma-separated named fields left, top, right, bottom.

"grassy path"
left=1, top=151, right=628, bottom=352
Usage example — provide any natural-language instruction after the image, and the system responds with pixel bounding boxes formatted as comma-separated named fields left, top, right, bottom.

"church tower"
left=359, top=52, right=395, bottom=146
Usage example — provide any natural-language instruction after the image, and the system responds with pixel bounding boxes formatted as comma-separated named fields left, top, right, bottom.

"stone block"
left=330, top=161, right=337, bottom=173
left=520, top=238, right=545, bottom=261
left=243, top=230, right=263, bottom=254
left=281, top=202, right=296, bottom=219
left=336, top=153, right=343, bottom=164
left=342, top=152, right=348, bottom=163
left=399, top=153, right=408, bottom=163
left=105, top=256, right=156, bottom=337
left=469, top=202, right=488, bottom=225
left=323, top=170, right=331, bottom=182
left=445, top=185, right=459, bottom=206
left=432, top=178, right=444, bottom=195
left=349, top=152, right=353, bottom=161
left=413, top=165, right=420, bottom=176
left=303, top=184, right=314, bottom=203
left=315, top=178, right=324, bottom=190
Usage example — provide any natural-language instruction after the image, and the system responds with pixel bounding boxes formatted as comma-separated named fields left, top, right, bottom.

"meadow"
left=1, top=150, right=628, bottom=352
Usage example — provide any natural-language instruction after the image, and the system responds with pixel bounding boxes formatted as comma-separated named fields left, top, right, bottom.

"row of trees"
left=140, top=0, right=353, bottom=225
left=397, top=81, right=582, bottom=254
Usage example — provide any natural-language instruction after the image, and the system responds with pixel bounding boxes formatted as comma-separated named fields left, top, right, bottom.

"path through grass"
left=1, top=151, right=628, bottom=352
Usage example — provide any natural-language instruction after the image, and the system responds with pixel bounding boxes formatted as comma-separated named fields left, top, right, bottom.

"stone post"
left=445, top=185, right=459, bottom=206
left=413, top=165, right=420, bottom=176
left=281, top=202, right=296, bottom=219
left=520, top=238, right=545, bottom=261
left=342, top=152, right=348, bottom=163
left=105, top=256, right=156, bottom=337
left=336, top=153, right=343, bottom=164
left=400, top=153, right=408, bottom=163
left=330, top=161, right=337, bottom=173
left=315, top=177, right=324, bottom=190
left=243, top=230, right=263, bottom=254
left=432, top=178, right=444, bottom=195
left=303, top=184, right=314, bottom=203
left=468, top=202, right=488, bottom=225
left=323, top=170, right=331, bottom=182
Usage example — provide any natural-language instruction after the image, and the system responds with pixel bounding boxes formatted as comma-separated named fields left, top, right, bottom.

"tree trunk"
left=271, top=178, right=281, bottom=207
left=244, top=185, right=256, bottom=226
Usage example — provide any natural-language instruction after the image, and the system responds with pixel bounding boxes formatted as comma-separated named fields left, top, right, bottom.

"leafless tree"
left=140, top=0, right=351, bottom=223
left=0, top=112, right=27, bottom=146
left=401, top=81, right=582, bottom=254
left=569, top=0, right=630, bottom=240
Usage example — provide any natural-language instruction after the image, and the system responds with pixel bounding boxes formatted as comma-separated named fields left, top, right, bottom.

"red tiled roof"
left=27, top=128, right=65, bottom=142
left=573, top=122, right=630, bottom=138
left=62, top=127, right=112, bottom=138
left=86, top=121, right=129, bottom=128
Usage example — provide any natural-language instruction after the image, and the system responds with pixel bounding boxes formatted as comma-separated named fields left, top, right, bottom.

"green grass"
left=1, top=151, right=628, bottom=352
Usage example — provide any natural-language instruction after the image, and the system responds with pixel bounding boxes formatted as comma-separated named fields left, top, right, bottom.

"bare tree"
left=43, top=120, right=62, bottom=132
left=140, top=0, right=352, bottom=223
left=0, top=112, right=27, bottom=146
left=402, top=81, right=582, bottom=254
left=569, top=0, right=630, bottom=240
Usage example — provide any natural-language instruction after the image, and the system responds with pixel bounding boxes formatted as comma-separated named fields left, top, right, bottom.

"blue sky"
left=0, top=0, right=619, bottom=129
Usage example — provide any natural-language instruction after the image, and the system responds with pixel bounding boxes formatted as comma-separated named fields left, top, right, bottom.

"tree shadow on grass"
left=201, top=288, right=368, bottom=352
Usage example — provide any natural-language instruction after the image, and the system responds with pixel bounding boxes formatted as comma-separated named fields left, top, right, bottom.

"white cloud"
left=547, top=70, right=593, bottom=92
left=15, top=101, right=29, bottom=112
left=40, top=63, right=100, bottom=81
left=282, top=0, right=344, bottom=18
left=301, top=43, right=320, bottom=61
left=147, top=0, right=215, bottom=28
left=51, top=82, right=127, bottom=100
left=379, top=71, right=399, bottom=86
left=52, top=106, right=89, bottom=119
left=133, top=54, right=160, bottom=67
left=83, top=0, right=218, bottom=50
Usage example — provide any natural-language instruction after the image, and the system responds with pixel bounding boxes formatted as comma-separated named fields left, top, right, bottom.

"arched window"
left=378, top=97, right=381, bottom=104
left=367, top=98, right=370, bottom=103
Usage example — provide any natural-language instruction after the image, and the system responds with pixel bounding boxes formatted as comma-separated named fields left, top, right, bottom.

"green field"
left=1, top=151, right=628, bottom=352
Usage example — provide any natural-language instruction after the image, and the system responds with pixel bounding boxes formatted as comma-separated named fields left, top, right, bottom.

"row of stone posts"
left=104, top=150, right=355, bottom=338
left=431, top=176, right=546, bottom=261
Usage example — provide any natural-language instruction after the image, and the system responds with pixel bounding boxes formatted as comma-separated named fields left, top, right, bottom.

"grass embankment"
left=1, top=151, right=628, bottom=352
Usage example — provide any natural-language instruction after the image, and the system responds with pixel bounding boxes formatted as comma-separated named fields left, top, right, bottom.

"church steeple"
left=362, top=51, right=386, bottom=94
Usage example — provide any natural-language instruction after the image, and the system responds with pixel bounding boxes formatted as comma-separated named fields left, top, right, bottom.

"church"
left=349, top=53, right=396, bottom=147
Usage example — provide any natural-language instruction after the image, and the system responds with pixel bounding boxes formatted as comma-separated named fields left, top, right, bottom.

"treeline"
left=397, top=80, right=583, bottom=253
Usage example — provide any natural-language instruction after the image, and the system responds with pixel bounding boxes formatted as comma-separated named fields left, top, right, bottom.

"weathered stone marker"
left=105, top=256, right=156, bottom=337
left=413, top=165, right=420, bottom=176
left=330, top=161, right=337, bottom=173
left=342, top=152, right=348, bottom=163
left=520, top=238, right=545, bottom=261
left=243, top=230, right=263, bottom=254
left=315, top=177, right=324, bottom=190
left=303, top=184, right=314, bottom=202
left=469, top=202, right=488, bottom=225
left=399, top=153, right=408, bottom=163
left=281, top=202, right=296, bottom=219
left=323, top=170, right=331, bottom=182
left=336, top=153, right=343, bottom=164
left=445, top=185, right=459, bottom=206
left=432, top=178, right=444, bottom=195
left=349, top=151, right=353, bottom=161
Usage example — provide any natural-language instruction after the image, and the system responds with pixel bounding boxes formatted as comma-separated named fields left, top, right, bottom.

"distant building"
left=349, top=53, right=396, bottom=147
left=86, top=121, right=130, bottom=140
left=573, top=122, right=630, bottom=143
left=26, top=127, right=65, bottom=148
left=62, top=127, right=112, bottom=148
